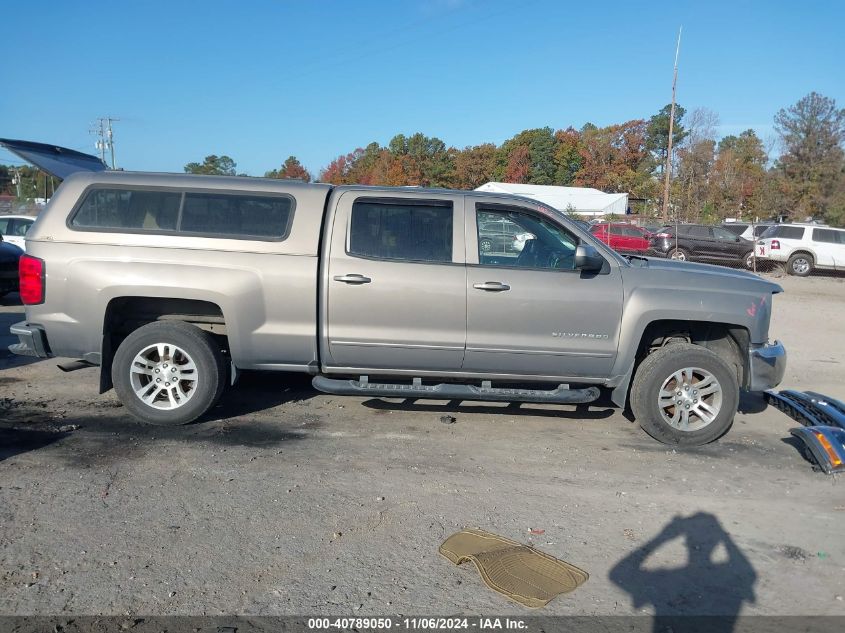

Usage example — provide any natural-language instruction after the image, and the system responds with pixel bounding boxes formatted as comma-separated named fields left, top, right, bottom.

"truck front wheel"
left=630, top=343, right=739, bottom=446
left=112, top=321, right=227, bottom=426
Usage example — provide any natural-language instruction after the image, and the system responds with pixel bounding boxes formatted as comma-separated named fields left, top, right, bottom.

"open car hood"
left=0, top=138, right=107, bottom=179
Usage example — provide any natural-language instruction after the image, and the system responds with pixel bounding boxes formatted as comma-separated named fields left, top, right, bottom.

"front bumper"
left=747, top=340, right=786, bottom=392
left=766, top=390, right=845, bottom=474
left=8, top=321, right=51, bottom=358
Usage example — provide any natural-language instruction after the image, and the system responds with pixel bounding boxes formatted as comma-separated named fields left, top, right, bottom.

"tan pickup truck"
left=10, top=170, right=786, bottom=445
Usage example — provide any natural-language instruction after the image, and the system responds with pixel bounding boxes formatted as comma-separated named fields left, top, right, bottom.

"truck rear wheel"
left=112, top=321, right=227, bottom=426
left=630, top=343, right=739, bottom=446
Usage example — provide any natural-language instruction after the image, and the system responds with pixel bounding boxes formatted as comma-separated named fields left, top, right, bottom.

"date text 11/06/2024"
left=307, top=617, right=527, bottom=630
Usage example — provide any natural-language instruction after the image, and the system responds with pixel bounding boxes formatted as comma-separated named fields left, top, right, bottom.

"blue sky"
left=2, top=0, right=843, bottom=177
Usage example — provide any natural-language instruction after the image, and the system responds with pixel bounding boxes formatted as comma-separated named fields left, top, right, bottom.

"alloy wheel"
left=129, top=343, right=199, bottom=410
left=657, top=367, right=723, bottom=432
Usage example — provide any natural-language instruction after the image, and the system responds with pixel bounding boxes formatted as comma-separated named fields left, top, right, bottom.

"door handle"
left=333, top=274, right=372, bottom=284
left=473, top=281, right=510, bottom=292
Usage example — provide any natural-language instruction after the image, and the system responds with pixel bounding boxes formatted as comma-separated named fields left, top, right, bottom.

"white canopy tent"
left=475, top=182, right=629, bottom=217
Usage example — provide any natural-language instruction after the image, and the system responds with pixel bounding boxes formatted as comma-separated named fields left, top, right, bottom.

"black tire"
left=630, top=342, right=739, bottom=446
left=479, top=238, right=493, bottom=253
left=112, top=321, right=227, bottom=426
left=743, top=251, right=755, bottom=270
left=669, top=247, right=689, bottom=262
left=786, top=252, right=813, bottom=277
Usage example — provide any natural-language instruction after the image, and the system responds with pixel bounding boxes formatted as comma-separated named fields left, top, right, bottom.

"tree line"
left=2, top=92, right=842, bottom=226
left=187, top=92, right=845, bottom=225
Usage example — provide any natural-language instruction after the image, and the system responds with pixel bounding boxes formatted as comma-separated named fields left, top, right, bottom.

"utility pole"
left=92, top=117, right=119, bottom=169
left=12, top=167, right=22, bottom=198
left=661, top=26, right=682, bottom=224
left=106, top=117, right=118, bottom=169
left=94, top=119, right=106, bottom=163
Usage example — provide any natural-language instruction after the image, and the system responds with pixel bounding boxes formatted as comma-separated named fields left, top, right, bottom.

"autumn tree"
left=503, top=145, right=531, bottom=183
left=575, top=120, right=655, bottom=199
left=646, top=104, right=688, bottom=173
left=265, top=156, right=312, bottom=182
left=773, top=92, right=845, bottom=223
left=554, top=127, right=583, bottom=185
left=453, top=143, right=497, bottom=189
left=495, top=127, right=557, bottom=184
left=709, top=130, right=768, bottom=219
left=319, top=146, right=373, bottom=184
left=319, top=152, right=353, bottom=184
left=184, top=155, right=237, bottom=176
left=404, top=133, right=454, bottom=187
left=347, top=143, right=382, bottom=184
left=674, top=108, right=719, bottom=221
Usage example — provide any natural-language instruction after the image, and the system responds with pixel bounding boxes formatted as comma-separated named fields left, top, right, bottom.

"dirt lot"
left=1, top=274, right=844, bottom=618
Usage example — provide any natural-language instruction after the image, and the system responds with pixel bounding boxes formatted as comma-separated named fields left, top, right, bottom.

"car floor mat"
left=439, top=528, right=588, bottom=608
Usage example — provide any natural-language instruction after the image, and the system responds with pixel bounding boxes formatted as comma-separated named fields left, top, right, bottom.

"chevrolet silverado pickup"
left=9, top=171, right=787, bottom=445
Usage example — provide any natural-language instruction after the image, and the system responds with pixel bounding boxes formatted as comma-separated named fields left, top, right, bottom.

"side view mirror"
left=575, top=244, right=604, bottom=272
left=735, top=236, right=741, bottom=242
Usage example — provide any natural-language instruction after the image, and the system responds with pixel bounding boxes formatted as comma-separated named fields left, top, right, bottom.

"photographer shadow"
left=610, top=512, right=756, bottom=633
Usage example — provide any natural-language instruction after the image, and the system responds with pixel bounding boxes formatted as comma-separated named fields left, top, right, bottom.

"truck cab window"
left=476, top=209, right=577, bottom=270
left=349, top=199, right=453, bottom=263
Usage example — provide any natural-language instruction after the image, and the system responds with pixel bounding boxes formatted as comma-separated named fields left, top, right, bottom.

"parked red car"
left=590, top=223, right=651, bottom=254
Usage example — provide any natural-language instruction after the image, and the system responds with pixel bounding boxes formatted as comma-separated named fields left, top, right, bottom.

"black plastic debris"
left=766, top=390, right=845, bottom=474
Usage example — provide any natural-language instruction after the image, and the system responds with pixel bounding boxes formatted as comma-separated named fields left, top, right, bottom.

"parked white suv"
left=721, top=221, right=776, bottom=242
left=756, top=223, right=845, bottom=276
left=0, top=214, right=36, bottom=251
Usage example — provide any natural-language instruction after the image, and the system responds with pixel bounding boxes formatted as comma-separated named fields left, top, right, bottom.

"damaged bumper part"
left=748, top=340, right=786, bottom=391
left=766, top=390, right=845, bottom=474
left=765, top=390, right=845, bottom=428
left=8, top=321, right=51, bottom=358
left=789, top=426, right=845, bottom=475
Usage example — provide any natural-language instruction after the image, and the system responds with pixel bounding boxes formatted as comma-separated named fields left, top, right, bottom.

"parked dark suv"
left=0, top=236, right=23, bottom=297
left=650, top=224, right=756, bottom=269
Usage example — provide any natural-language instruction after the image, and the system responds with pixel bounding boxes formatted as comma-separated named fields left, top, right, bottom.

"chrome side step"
left=312, top=376, right=600, bottom=404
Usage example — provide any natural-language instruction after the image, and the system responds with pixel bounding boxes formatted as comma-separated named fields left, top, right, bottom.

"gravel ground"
left=1, top=273, right=844, bottom=618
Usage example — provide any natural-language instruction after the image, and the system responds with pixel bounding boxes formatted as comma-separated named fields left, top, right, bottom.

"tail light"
left=770, top=240, right=780, bottom=250
left=655, top=232, right=671, bottom=238
left=19, top=254, right=45, bottom=305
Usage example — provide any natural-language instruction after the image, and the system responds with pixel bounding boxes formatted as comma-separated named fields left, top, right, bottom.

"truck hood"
left=0, top=138, right=107, bottom=180
left=636, top=256, right=783, bottom=294
left=620, top=256, right=783, bottom=346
